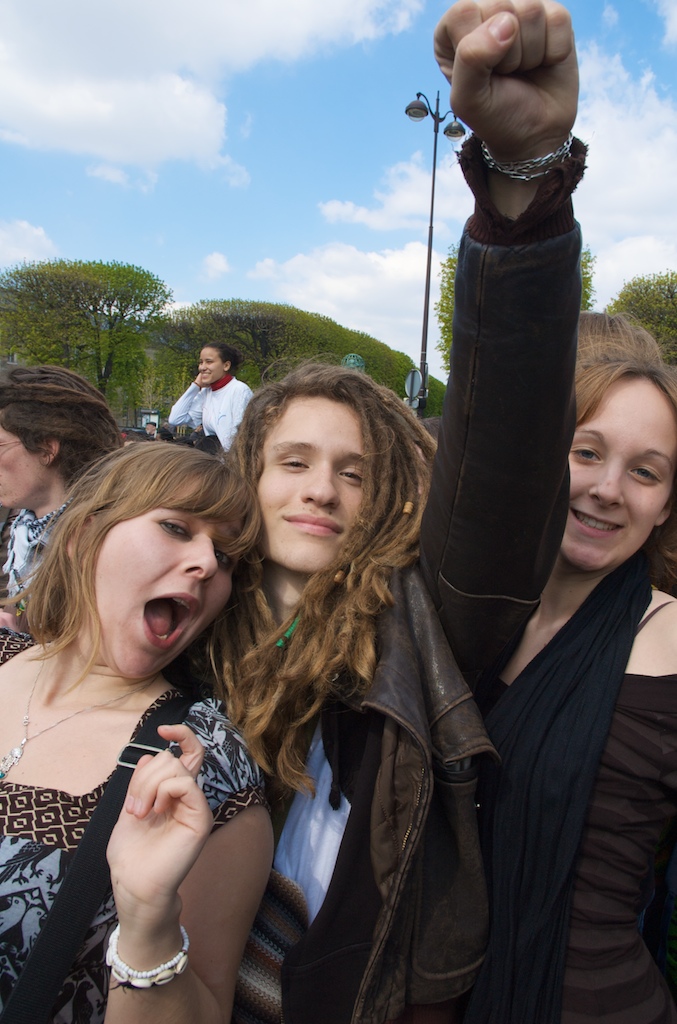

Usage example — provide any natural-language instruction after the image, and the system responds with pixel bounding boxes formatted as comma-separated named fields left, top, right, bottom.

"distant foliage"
left=580, top=247, right=596, bottom=311
left=607, top=270, right=677, bottom=364
left=434, top=243, right=597, bottom=376
left=160, top=299, right=444, bottom=414
left=434, top=243, right=459, bottom=377
left=0, top=259, right=171, bottom=402
left=0, top=261, right=446, bottom=417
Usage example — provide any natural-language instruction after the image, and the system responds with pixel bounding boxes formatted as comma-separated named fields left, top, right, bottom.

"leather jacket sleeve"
left=420, top=223, right=581, bottom=686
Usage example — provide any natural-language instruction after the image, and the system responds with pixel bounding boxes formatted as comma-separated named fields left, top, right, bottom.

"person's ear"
left=41, top=438, right=60, bottom=466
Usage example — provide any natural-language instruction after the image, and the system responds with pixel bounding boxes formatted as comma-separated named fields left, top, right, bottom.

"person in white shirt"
left=168, top=343, right=253, bottom=452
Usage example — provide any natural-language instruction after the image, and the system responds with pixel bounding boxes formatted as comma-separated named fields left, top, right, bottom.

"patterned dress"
left=0, top=674, right=265, bottom=1023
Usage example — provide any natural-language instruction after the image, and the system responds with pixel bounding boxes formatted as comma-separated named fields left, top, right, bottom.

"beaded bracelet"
left=481, top=132, right=574, bottom=181
left=106, top=924, right=190, bottom=988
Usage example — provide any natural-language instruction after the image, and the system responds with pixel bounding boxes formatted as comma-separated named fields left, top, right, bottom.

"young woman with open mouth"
left=0, top=442, right=272, bottom=1024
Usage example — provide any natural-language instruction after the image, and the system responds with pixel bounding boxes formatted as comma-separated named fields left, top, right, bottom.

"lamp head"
left=444, top=118, right=466, bottom=141
left=405, top=98, right=429, bottom=121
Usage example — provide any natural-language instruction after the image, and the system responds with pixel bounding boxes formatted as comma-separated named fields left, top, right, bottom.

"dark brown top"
left=562, top=672, right=677, bottom=1022
left=478, top=672, right=677, bottom=1021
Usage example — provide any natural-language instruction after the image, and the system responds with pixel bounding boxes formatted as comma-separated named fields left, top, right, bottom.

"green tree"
left=580, top=247, right=596, bottom=311
left=606, top=270, right=677, bottom=363
left=434, top=244, right=459, bottom=377
left=0, top=260, right=171, bottom=397
left=434, top=244, right=597, bottom=376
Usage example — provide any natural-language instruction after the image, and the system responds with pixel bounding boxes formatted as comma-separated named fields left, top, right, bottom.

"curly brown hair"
left=0, top=365, right=121, bottom=488
left=214, top=363, right=436, bottom=798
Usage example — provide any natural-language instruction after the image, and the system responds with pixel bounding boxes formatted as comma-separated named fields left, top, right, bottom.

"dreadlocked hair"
left=0, top=365, right=121, bottom=486
left=213, top=363, right=436, bottom=803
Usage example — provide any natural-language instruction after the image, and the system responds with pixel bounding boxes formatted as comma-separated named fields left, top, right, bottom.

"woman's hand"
left=107, top=724, right=212, bottom=927
left=434, top=0, right=578, bottom=163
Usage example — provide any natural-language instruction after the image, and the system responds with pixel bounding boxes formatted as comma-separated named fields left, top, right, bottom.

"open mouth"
left=144, top=597, right=192, bottom=644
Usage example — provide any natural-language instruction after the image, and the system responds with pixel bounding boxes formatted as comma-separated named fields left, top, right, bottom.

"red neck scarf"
left=210, top=374, right=233, bottom=392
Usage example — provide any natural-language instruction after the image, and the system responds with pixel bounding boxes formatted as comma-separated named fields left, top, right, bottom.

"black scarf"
left=465, top=551, right=652, bottom=1024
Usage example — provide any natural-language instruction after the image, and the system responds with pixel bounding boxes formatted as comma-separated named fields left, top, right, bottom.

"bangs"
left=160, top=467, right=249, bottom=520
left=65, top=444, right=260, bottom=558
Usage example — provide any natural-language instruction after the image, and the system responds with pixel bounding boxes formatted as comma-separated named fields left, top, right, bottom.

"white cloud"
left=654, top=0, right=677, bottom=45
left=86, top=164, right=160, bottom=191
left=0, top=68, right=229, bottom=166
left=250, top=240, right=448, bottom=380
left=0, top=220, right=58, bottom=267
left=319, top=151, right=471, bottom=234
left=240, top=114, right=254, bottom=140
left=87, top=164, right=131, bottom=187
left=202, top=251, right=232, bottom=280
left=574, top=43, right=677, bottom=307
left=602, top=5, right=619, bottom=30
left=0, top=0, right=421, bottom=170
left=216, top=156, right=250, bottom=188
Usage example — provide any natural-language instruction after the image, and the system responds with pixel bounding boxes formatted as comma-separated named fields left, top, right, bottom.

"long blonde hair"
left=26, top=444, right=260, bottom=680
left=216, top=364, right=436, bottom=798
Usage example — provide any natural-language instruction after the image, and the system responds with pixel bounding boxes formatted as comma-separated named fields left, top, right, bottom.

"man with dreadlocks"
left=218, top=1, right=584, bottom=1021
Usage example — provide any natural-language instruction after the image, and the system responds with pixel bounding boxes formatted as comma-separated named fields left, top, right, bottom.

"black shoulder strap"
left=0, top=693, right=194, bottom=1024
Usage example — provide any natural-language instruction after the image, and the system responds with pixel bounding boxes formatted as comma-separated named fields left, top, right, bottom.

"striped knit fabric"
left=233, top=869, right=308, bottom=1024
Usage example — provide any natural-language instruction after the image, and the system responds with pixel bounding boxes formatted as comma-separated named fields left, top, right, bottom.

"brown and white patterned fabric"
left=0, top=675, right=266, bottom=1023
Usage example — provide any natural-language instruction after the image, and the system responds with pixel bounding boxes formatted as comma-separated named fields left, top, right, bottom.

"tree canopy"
left=160, top=299, right=445, bottom=414
left=434, top=244, right=597, bottom=376
left=0, top=260, right=446, bottom=418
left=606, top=270, right=677, bottom=363
left=0, top=259, right=171, bottom=398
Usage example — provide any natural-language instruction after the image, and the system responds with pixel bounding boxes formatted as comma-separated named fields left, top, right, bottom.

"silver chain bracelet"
left=480, top=132, right=574, bottom=181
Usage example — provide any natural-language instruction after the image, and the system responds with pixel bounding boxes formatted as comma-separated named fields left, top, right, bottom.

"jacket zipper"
left=400, top=766, right=425, bottom=851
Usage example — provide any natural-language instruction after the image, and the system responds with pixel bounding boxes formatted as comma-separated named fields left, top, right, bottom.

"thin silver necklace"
left=0, top=668, right=159, bottom=780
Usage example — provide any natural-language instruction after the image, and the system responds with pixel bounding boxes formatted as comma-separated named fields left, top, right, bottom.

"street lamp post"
left=405, top=92, right=465, bottom=415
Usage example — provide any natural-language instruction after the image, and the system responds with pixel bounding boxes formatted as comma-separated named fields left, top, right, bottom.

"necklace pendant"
left=0, top=741, right=26, bottom=779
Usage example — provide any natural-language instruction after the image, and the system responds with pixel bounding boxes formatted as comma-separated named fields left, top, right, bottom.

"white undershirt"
left=273, top=724, right=351, bottom=924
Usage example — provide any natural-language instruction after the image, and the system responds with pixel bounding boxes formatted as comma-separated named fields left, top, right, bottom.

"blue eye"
left=573, top=448, right=597, bottom=461
left=634, top=467, right=659, bottom=482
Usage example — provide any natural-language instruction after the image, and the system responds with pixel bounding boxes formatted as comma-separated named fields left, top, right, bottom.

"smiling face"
left=559, top=377, right=677, bottom=579
left=198, top=347, right=230, bottom=387
left=257, top=397, right=364, bottom=605
left=0, top=425, right=65, bottom=516
left=92, top=508, right=240, bottom=679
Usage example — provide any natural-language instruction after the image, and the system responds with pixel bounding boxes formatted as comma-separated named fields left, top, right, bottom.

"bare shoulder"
left=626, top=592, right=677, bottom=677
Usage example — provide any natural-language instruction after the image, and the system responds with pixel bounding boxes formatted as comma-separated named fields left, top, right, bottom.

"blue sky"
left=1, top=0, right=676, bottom=382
